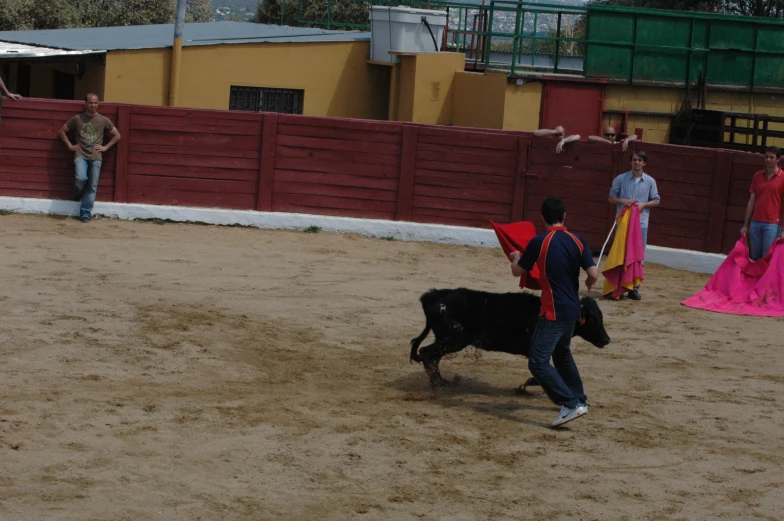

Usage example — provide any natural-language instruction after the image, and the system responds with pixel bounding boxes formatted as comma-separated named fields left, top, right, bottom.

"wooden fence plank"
left=131, top=104, right=263, bottom=122
left=277, top=123, right=402, bottom=144
left=416, top=149, right=517, bottom=168
left=127, top=163, right=257, bottom=181
left=413, top=184, right=513, bottom=203
left=276, top=134, right=400, bottom=156
left=113, top=105, right=131, bottom=203
left=257, top=114, right=275, bottom=211
left=275, top=157, right=399, bottom=178
left=415, top=159, right=515, bottom=177
left=278, top=113, right=403, bottom=133
left=131, top=143, right=259, bottom=160
left=129, top=131, right=260, bottom=150
left=275, top=170, right=399, bottom=191
left=396, top=125, right=417, bottom=221
left=272, top=193, right=397, bottom=214
left=510, top=136, right=529, bottom=222
left=277, top=145, right=401, bottom=168
left=705, top=150, right=734, bottom=253
left=129, top=120, right=258, bottom=135
left=128, top=151, right=258, bottom=170
left=417, top=127, right=517, bottom=150
left=417, top=141, right=517, bottom=159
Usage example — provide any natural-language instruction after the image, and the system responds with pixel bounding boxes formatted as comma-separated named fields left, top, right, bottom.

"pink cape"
left=490, top=221, right=541, bottom=290
left=602, top=205, right=645, bottom=298
left=682, top=235, right=784, bottom=317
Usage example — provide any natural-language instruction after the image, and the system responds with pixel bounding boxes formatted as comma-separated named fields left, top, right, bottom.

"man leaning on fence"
left=0, top=77, right=23, bottom=135
left=58, top=93, right=121, bottom=223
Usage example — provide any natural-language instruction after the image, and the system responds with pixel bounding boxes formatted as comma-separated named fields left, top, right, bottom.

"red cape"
left=491, top=221, right=541, bottom=290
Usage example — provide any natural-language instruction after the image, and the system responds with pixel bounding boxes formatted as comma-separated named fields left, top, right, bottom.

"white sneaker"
left=551, top=404, right=588, bottom=428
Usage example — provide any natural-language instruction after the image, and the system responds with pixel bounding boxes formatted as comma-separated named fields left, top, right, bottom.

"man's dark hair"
left=541, top=197, right=566, bottom=225
left=631, top=149, right=647, bottom=163
left=766, top=146, right=781, bottom=158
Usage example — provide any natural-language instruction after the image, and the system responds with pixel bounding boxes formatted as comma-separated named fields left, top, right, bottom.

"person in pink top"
left=740, top=146, right=784, bottom=260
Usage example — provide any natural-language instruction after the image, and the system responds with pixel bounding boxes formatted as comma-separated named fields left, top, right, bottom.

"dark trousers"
left=528, top=317, right=587, bottom=409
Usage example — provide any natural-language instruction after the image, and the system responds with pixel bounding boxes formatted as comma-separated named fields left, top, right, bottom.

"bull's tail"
left=409, top=324, right=430, bottom=363
left=411, top=289, right=450, bottom=363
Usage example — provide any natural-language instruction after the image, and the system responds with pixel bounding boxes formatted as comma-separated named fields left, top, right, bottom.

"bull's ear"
left=578, top=317, right=586, bottom=325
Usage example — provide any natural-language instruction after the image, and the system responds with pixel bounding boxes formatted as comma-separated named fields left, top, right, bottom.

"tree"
left=589, top=0, right=784, bottom=17
left=254, top=0, right=299, bottom=26
left=254, top=0, right=369, bottom=28
left=0, top=0, right=213, bottom=31
left=719, top=0, right=784, bottom=17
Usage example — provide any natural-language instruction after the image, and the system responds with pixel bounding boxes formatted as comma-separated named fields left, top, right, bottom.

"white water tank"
left=369, top=6, right=447, bottom=64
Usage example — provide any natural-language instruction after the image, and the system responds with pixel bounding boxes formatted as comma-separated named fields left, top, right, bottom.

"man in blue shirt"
left=608, top=149, right=661, bottom=300
left=510, top=197, right=598, bottom=428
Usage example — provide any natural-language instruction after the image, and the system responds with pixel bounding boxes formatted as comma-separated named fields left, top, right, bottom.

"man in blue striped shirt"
left=608, top=149, right=661, bottom=300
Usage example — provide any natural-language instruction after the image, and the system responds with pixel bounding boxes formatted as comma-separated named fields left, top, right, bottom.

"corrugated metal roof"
left=0, top=22, right=370, bottom=52
left=0, top=40, right=100, bottom=58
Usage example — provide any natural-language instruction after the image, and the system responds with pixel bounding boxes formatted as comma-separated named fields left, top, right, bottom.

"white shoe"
left=551, top=404, right=588, bottom=428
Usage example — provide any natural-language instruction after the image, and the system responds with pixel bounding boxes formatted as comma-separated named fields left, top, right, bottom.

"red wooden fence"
left=0, top=98, right=765, bottom=254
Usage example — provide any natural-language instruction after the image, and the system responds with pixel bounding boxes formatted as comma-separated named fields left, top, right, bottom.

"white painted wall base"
left=0, top=196, right=726, bottom=274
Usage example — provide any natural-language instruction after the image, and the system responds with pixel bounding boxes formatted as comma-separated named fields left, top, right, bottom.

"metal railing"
left=274, top=0, right=587, bottom=75
left=443, top=1, right=587, bottom=75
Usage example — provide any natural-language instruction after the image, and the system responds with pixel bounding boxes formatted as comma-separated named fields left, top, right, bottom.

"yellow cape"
left=602, top=208, right=643, bottom=295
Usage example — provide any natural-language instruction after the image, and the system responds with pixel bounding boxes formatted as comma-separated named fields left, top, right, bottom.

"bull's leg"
left=418, top=340, right=468, bottom=388
left=417, top=343, right=450, bottom=387
left=515, top=376, right=541, bottom=395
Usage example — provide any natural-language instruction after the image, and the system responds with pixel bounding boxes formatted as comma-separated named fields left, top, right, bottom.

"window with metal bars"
left=229, top=86, right=304, bottom=114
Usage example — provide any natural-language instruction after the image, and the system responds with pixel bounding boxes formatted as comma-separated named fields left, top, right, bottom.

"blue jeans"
left=749, top=220, right=781, bottom=261
left=73, top=157, right=102, bottom=219
left=528, top=318, right=586, bottom=409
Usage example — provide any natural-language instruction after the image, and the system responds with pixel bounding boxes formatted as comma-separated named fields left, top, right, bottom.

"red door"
left=540, top=83, right=603, bottom=139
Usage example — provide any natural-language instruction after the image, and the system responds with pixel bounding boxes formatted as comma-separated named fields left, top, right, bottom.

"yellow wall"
left=452, top=71, right=543, bottom=131
left=393, top=56, right=417, bottom=122
left=452, top=71, right=505, bottom=129
left=603, top=84, right=784, bottom=146
left=602, top=85, right=680, bottom=144
left=104, top=48, right=171, bottom=106
left=502, top=80, right=542, bottom=131
left=104, top=42, right=390, bottom=120
left=391, top=52, right=465, bottom=125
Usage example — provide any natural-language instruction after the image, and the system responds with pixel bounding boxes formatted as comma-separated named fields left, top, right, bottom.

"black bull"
left=409, top=288, right=611, bottom=390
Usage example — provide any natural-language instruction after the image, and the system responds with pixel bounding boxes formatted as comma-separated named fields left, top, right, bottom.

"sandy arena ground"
left=0, top=213, right=782, bottom=521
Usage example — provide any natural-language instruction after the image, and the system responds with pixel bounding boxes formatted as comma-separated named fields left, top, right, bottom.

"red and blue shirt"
left=518, top=227, right=595, bottom=321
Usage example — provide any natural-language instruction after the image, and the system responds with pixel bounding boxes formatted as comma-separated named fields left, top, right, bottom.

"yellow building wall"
left=104, top=42, right=390, bottom=120
left=452, top=71, right=505, bottom=129
left=390, top=52, right=465, bottom=125
left=392, top=56, right=417, bottom=122
left=502, top=80, right=542, bottom=131
left=408, top=52, right=465, bottom=125
left=104, top=48, right=171, bottom=106
left=603, top=84, right=784, bottom=147
left=451, top=71, right=543, bottom=131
